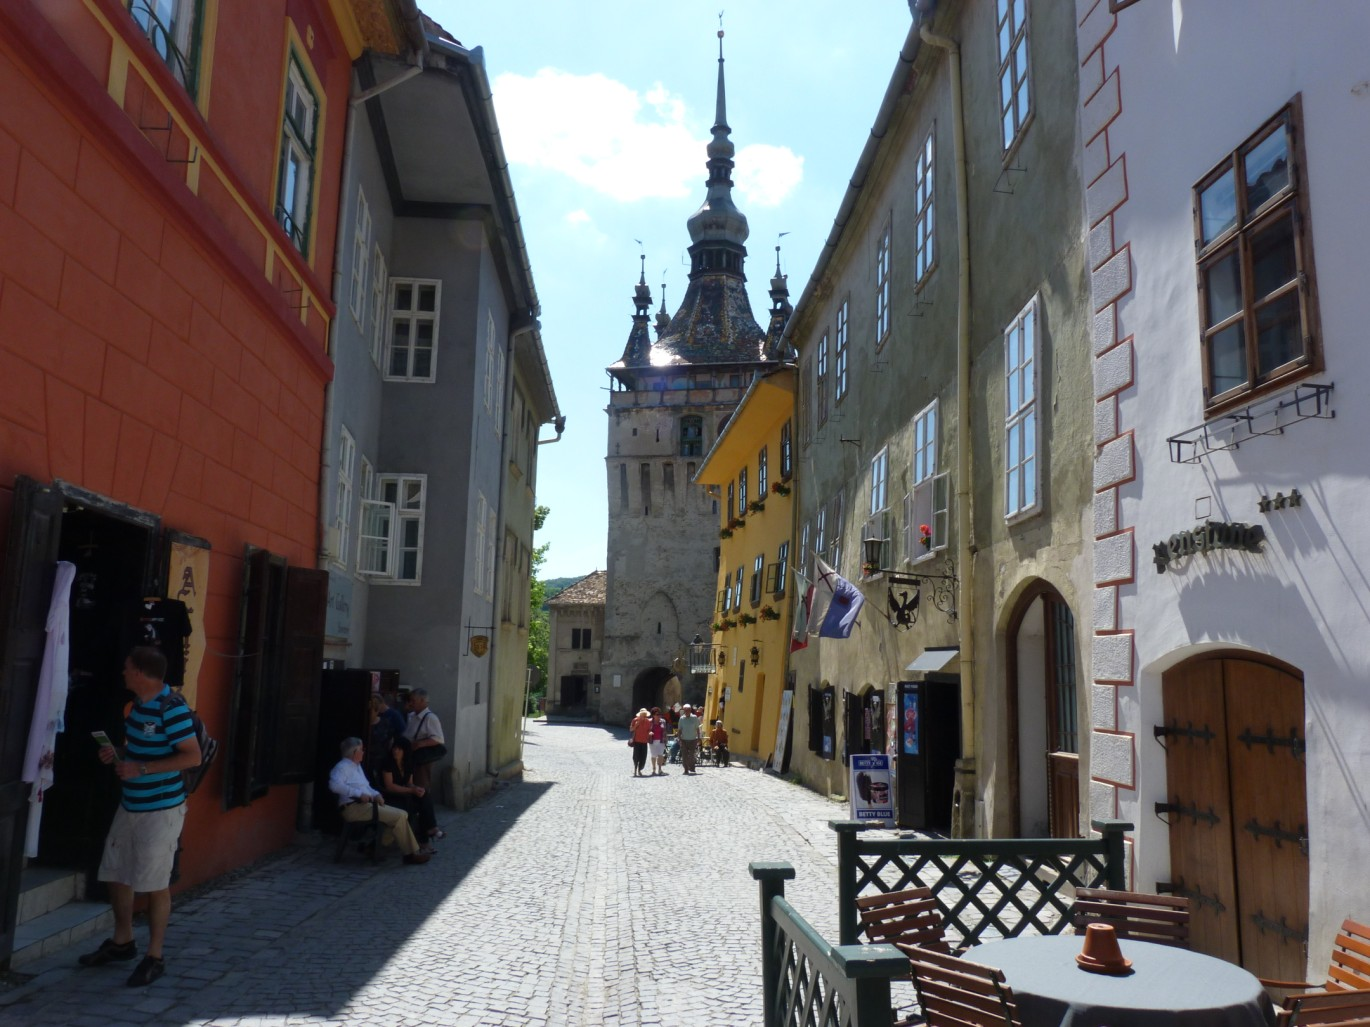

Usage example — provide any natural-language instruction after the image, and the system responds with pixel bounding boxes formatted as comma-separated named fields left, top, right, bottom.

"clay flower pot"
left=1075, top=923, right=1133, bottom=975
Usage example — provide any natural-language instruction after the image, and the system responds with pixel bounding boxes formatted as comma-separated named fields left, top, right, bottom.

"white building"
left=1076, top=0, right=1370, bottom=984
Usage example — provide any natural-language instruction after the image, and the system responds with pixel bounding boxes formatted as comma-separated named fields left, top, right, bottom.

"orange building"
left=0, top=0, right=368, bottom=963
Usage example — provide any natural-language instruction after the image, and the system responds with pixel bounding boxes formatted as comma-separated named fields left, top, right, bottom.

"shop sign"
left=1152, top=521, right=1265, bottom=574
left=849, top=753, right=895, bottom=824
left=469, top=635, right=489, bottom=657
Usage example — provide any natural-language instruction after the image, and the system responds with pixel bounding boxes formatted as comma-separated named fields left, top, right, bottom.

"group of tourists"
left=629, top=703, right=728, bottom=776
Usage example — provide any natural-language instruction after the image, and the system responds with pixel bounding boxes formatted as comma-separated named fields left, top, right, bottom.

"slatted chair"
left=900, top=944, right=1023, bottom=1027
left=1070, top=887, right=1192, bottom=948
left=1275, top=989, right=1370, bottom=1027
left=1263, top=919, right=1370, bottom=995
left=333, top=802, right=382, bottom=864
left=857, top=886, right=954, bottom=956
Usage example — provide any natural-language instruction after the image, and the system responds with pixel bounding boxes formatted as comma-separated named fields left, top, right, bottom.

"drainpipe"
left=919, top=8, right=977, bottom=839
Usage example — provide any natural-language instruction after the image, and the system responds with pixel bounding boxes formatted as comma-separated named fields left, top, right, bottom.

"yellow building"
left=693, top=367, right=796, bottom=765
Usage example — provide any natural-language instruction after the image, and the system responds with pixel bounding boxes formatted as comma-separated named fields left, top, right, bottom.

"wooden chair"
left=900, top=944, right=1023, bottom=1027
left=1275, top=989, right=1370, bottom=1027
left=333, top=802, right=382, bottom=864
left=1263, top=918, right=1370, bottom=994
left=857, top=886, right=954, bottom=955
left=1070, top=887, right=1191, bottom=948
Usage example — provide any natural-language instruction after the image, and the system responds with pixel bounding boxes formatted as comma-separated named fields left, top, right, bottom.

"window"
left=663, top=462, right=675, bottom=494
left=775, top=540, right=790, bottom=597
left=815, top=507, right=826, bottom=566
left=738, top=467, right=748, bottom=513
left=908, top=400, right=948, bottom=560
left=680, top=415, right=703, bottom=456
left=733, top=565, right=744, bottom=612
left=835, top=302, right=850, bottom=402
left=386, top=280, right=440, bottom=381
left=751, top=554, right=764, bottom=605
left=474, top=493, right=489, bottom=595
left=722, top=572, right=733, bottom=612
left=571, top=628, right=593, bottom=650
left=869, top=447, right=889, bottom=517
left=368, top=246, right=387, bottom=368
left=914, top=129, right=935, bottom=283
left=780, top=421, right=793, bottom=479
left=875, top=228, right=891, bottom=345
left=275, top=57, right=318, bottom=254
left=359, top=456, right=374, bottom=503
left=334, top=427, right=356, bottom=569
left=640, top=463, right=651, bottom=516
left=995, top=0, right=1031, bottom=152
left=619, top=463, right=629, bottom=510
left=816, top=333, right=830, bottom=425
left=349, top=189, right=371, bottom=324
left=360, top=474, right=426, bottom=582
left=799, top=521, right=811, bottom=577
left=129, top=0, right=201, bottom=96
left=757, top=446, right=768, bottom=496
left=1195, top=101, right=1318, bottom=410
left=828, top=491, right=846, bottom=571
left=802, top=359, right=814, bottom=447
left=1005, top=297, right=1040, bottom=520
left=484, top=311, right=506, bottom=421
left=727, top=482, right=735, bottom=523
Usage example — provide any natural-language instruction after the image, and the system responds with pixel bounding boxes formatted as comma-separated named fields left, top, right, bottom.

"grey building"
left=599, top=39, right=785, bottom=725
left=322, top=16, right=559, bottom=809
left=785, top=0, right=1093, bottom=838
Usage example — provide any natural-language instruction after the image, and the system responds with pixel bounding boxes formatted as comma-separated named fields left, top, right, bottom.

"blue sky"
left=423, top=2, right=914, bottom=578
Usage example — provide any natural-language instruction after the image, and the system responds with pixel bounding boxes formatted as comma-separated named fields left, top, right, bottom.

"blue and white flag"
left=814, top=557, right=864, bottom=639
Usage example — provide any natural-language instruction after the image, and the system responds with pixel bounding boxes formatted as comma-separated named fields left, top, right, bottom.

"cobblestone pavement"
left=0, top=721, right=856, bottom=1026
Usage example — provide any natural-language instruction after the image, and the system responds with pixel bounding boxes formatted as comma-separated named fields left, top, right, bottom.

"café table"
left=970, top=934, right=1275, bottom=1027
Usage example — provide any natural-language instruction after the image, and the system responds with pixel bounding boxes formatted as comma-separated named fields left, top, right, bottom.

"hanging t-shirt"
left=127, top=598, right=193, bottom=686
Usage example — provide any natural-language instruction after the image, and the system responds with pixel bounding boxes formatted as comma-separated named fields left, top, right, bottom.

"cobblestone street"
left=0, top=721, right=852, bottom=1026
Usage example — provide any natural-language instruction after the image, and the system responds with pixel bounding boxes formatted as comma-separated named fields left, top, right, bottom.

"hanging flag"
left=790, top=566, right=815, bottom=652
left=815, top=556, right=865, bottom=639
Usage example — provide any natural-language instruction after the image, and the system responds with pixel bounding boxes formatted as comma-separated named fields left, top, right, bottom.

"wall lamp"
left=861, top=536, right=958, bottom=628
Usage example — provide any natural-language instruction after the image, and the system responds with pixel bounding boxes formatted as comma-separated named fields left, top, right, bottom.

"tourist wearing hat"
left=677, top=704, right=702, bottom=774
left=629, top=708, right=652, bottom=777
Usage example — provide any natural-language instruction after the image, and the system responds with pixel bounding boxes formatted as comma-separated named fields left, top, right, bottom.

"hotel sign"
left=1152, top=521, right=1265, bottom=574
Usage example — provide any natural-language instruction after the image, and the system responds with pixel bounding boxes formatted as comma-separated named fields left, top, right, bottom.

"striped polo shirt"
left=122, top=685, right=196, bottom=811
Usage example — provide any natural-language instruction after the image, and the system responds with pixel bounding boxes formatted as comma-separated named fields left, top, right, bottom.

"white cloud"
left=490, top=69, right=804, bottom=206
left=565, top=209, right=592, bottom=225
left=734, top=144, right=804, bottom=208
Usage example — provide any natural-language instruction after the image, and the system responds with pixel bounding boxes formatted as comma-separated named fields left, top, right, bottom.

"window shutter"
left=910, top=481, right=934, bottom=562
left=271, top=566, right=327, bottom=784
left=931, top=472, right=951, bottom=551
left=901, top=492, right=914, bottom=563
left=764, top=563, right=779, bottom=593
left=357, top=498, right=394, bottom=576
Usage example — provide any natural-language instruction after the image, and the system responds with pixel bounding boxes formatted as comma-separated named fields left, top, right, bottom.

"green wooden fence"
left=751, top=863, right=907, bottom=1027
left=832, top=818, right=1134, bottom=947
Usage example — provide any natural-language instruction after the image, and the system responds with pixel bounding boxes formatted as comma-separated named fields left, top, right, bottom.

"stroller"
left=666, top=736, right=682, bottom=764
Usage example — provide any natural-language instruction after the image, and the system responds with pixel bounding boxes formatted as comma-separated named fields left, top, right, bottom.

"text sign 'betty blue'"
left=849, top=753, right=895, bottom=824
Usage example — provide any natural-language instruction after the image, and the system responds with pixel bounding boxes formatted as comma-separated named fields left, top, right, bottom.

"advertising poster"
left=167, top=540, right=209, bottom=706
left=902, top=686, right=920, bottom=756
left=849, top=753, right=895, bottom=824
left=773, top=690, right=793, bottom=771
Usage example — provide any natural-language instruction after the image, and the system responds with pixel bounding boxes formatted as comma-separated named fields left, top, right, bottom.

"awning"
left=904, top=647, right=959, bottom=675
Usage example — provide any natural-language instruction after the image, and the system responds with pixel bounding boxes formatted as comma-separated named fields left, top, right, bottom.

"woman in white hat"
left=629, top=708, right=652, bottom=777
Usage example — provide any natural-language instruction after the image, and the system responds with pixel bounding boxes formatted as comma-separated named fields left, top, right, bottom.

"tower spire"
left=686, top=23, right=749, bottom=279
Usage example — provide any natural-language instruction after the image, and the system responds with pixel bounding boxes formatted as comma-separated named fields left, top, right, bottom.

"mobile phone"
left=91, top=730, right=114, bottom=749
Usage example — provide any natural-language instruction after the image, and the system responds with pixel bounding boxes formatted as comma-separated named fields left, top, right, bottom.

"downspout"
left=918, top=10, right=978, bottom=839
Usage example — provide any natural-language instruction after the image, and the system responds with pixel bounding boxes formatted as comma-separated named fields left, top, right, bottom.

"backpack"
left=157, top=691, right=219, bottom=795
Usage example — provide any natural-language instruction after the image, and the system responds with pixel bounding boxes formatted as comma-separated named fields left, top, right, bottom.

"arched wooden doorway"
left=1159, top=655, right=1308, bottom=982
left=1009, top=585, right=1080, bottom=838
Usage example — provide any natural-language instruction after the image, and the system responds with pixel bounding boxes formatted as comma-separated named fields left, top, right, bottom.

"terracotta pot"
left=1076, top=923, right=1133, bottom=974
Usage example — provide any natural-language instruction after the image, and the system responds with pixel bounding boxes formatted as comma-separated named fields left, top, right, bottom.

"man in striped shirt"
left=78, top=646, right=200, bottom=987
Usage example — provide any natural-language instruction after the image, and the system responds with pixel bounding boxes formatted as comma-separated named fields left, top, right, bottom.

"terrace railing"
left=832, top=818, right=1133, bottom=947
left=751, top=862, right=907, bottom=1027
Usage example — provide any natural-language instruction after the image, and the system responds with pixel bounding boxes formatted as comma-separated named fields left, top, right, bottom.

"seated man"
left=328, top=737, right=429, bottom=865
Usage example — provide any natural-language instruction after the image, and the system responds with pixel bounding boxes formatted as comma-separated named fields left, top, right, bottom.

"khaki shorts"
left=98, top=804, right=186, bottom=893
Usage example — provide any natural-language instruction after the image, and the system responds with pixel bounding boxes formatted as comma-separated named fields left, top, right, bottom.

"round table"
left=971, top=935, right=1275, bottom=1027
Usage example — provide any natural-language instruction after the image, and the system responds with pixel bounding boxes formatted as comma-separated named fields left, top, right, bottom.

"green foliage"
left=527, top=506, right=552, bottom=707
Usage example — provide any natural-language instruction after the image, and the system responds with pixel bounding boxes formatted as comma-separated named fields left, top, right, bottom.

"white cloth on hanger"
left=24, top=560, right=76, bottom=858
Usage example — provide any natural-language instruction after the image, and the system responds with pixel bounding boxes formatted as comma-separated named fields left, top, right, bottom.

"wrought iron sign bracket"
left=1167, top=381, right=1334, bottom=464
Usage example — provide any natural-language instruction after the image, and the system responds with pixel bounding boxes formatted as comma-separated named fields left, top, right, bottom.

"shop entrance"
left=1159, top=655, right=1308, bottom=984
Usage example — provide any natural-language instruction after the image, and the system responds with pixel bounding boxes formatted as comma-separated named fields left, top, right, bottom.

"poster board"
left=166, top=537, right=209, bottom=706
left=849, top=753, right=894, bottom=824
left=773, top=690, right=793, bottom=772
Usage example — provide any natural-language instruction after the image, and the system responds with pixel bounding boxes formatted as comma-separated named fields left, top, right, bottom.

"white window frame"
left=275, top=58, right=316, bottom=253
left=996, top=0, right=1032, bottom=153
left=368, top=245, right=387, bottom=368
left=875, top=226, right=891, bottom=346
left=914, top=129, right=935, bottom=284
left=359, top=456, right=375, bottom=502
left=365, top=474, right=426, bottom=584
left=757, top=445, right=768, bottom=496
left=349, top=188, right=370, bottom=324
left=870, top=447, right=889, bottom=518
left=357, top=497, right=393, bottom=577
left=751, top=553, right=764, bottom=605
left=484, top=311, right=506, bottom=425
left=835, top=301, right=850, bottom=403
left=334, top=426, right=356, bottom=570
left=385, top=279, right=441, bottom=382
left=913, top=399, right=938, bottom=486
left=1005, top=296, right=1040, bottom=521
left=816, top=333, right=829, bottom=425
left=474, top=493, right=489, bottom=596
left=485, top=505, right=497, bottom=599
left=828, top=490, right=846, bottom=573
left=733, top=564, right=744, bottom=613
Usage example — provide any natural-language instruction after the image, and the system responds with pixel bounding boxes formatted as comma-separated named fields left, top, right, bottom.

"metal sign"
left=469, top=635, right=489, bottom=658
left=849, top=753, right=895, bottom=824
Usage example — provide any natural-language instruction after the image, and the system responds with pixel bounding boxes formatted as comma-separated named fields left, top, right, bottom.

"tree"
left=526, top=506, right=551, bottom=711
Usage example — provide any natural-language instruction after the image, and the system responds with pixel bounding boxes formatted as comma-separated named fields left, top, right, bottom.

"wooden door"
left=271, top=566, right=326, bottom=785
left=0, top=478, right=63, bottom=967
left=1161, top=657, right=1307, bottom=980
